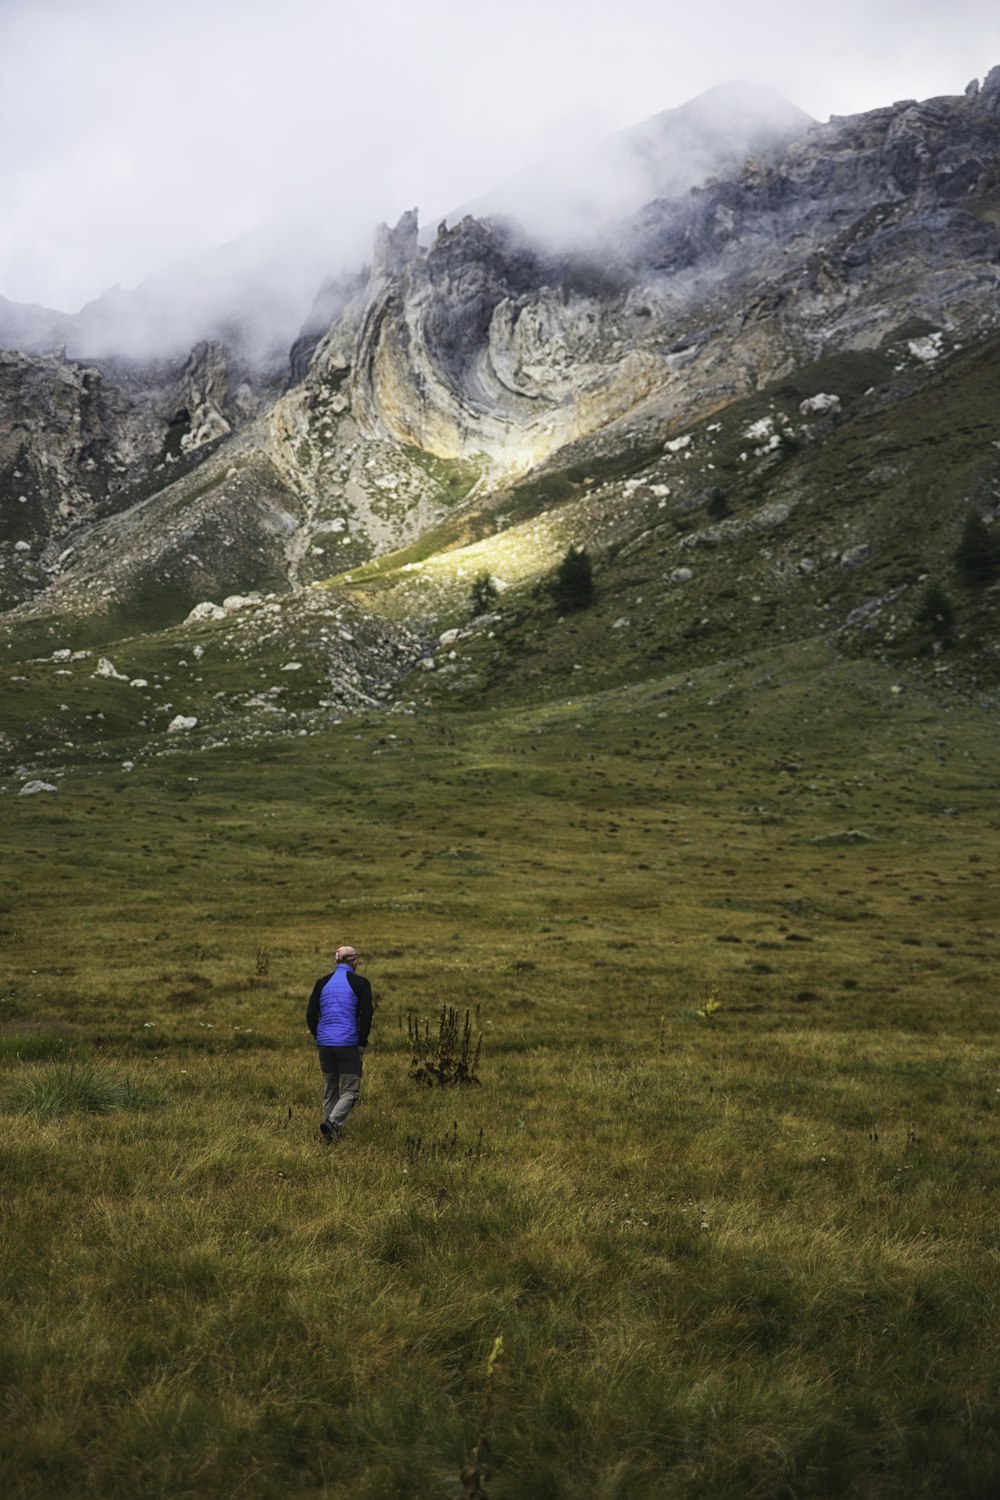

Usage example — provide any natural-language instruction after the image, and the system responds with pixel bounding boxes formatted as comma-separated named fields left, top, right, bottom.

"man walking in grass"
left=306, top=944, right=373, bottom=1141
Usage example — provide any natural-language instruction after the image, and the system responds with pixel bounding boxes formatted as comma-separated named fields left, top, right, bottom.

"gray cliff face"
left=175, top=342, right=233, bottom=453
left=288, top=269, right=368, bottom=387
left=346, top=216, right=561, bottom=460
left=4, top=74, right=1000, bottom=630
left=0, top=349, right=158, bottom=608
left=0, top=340, right=277, bottom=611
left=333, top=80, right=1000, bottom=477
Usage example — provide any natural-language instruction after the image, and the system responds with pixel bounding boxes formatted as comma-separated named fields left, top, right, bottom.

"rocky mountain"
left=448, top=80, right=814, bottom=243
left=2, top=69, right=1000, bottom=737
left=0, top=339, right=284, bottom=616
left=343, top=73, right=1000, bottom=473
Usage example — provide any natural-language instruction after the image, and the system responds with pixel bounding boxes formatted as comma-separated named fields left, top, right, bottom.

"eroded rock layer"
left=3, top=71, right=1000, bottom=628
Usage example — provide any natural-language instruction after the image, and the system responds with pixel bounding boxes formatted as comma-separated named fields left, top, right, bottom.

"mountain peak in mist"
left=0, top=216, right=373, bottom=371
left=0, top=77, right=813, bottom=368
left=448, top=78, right=814, bottom=244
left=628, top=78, right=814, bottom=170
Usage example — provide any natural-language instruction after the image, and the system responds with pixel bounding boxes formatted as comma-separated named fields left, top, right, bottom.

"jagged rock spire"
left=979, top=65, right=1000, bottom=113
left=371, top=209, right=420, bottom=282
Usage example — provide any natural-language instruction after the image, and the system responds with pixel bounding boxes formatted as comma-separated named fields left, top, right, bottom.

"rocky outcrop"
left=336, top=80, right=1000, bottom=478
left=335, top=213, right=672, bottom=471
left=176, top=342, right=232, bottom=453
left=6, top=71, right=1000, bottom=631
left=25, top=442, right=311, bottom=630
left=288, top=268, right=368, bottom=386
left=371, top=208, right=421, bottom=282
left=0, top=335, right=280, bottom=609
left=301, top=211, right=424, bottom=392
left=975, top=64, right=1000, bottom=113
left=0, top=349, right=154, bottom=608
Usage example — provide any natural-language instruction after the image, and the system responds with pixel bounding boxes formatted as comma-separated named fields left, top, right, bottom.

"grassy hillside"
left=4, top=327, right=999, bottom=747
left=2, top=650, right=999, bottom=1498
left=346, top=328, right=1000, bottom=710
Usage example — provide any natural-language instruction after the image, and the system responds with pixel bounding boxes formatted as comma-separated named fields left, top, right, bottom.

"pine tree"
left=552, top=546, right=595, bottom=613
left=954, top=513, right=1000, bottom=586
left=915, top=582, right=955, bottom=640
left=469, top=572, right=498, bottom=616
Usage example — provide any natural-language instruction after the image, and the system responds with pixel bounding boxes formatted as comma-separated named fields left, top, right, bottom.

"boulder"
left=799, top=392, right=841, bottom=416
left=186, top=602, right=226, bottom=623
left=94, top=657, right=128, bottom=680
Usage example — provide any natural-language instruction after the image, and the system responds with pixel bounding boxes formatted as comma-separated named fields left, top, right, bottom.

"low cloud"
left=1, top=0, right=997, bottom=361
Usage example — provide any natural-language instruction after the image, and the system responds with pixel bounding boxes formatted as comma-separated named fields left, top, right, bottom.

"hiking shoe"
left=319, top=1120, right=340, bottom=1143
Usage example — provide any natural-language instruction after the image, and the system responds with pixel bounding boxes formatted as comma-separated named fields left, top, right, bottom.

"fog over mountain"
left=449, top=82, right=814, bottom=245
left=2, top=0, right=998, bottom=356
left=0, top=219, right=372, bottom=370
left=0, top=77, right=817, bottom=368
left=6, top=58, right=1000, bottom=635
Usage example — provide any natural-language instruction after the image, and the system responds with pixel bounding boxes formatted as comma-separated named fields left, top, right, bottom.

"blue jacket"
left=306, top=964, right=373, bottom=1047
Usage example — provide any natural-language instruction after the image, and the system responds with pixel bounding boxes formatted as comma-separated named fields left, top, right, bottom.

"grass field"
left=2, top=648, right=1000, bottom=1498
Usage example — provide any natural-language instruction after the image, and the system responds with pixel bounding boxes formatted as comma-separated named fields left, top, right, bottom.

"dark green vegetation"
left=2, top=651, right=999, bottom=1499
left=955, top=511, right=1000, bottom=587
left=468, top=571, right=499, bottom=617
left=551, top=546, right=595, bottom=614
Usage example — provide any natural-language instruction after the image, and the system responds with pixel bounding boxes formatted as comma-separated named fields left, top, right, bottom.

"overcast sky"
left=2, top=0, right=999, bottom=313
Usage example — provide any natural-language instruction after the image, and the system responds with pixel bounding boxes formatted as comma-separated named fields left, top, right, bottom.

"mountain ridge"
left=2, top=68, right=1000, bottom=759
left=443, top=78, right=815, bottom=243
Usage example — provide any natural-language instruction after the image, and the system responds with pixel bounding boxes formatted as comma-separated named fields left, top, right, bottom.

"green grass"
left=2, top=331, right=1000, bottom=1495
left=0, top=1030, right=78, bottom=1063
left=2, top=654, right=999, bottom=1498
left=5, top=1059, right=153, bottom=1116
left=401, top=446, right=487, bottom=507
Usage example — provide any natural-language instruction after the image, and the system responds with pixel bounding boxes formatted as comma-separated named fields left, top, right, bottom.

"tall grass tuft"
left=7, top=1060, right=153, bottom=1117
left=408, top=1006, right=483, bottom=1086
